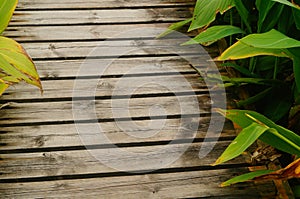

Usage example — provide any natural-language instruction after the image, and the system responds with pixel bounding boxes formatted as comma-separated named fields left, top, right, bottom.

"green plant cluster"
left=160, top=0, right=300, bottom=187
left=0, top=0, right=42, bottom=95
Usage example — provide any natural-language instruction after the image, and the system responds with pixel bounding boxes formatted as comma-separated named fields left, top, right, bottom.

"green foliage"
left=0, top=0, right=42, bottom=95
left=216, top=109, right=300, bottom=163
left=0, top=0, right=18, bottom=34
left=221, top=170, right=274, bottom=187
left=213, top=121, right=269, bottom=165
left=160, top=0, right=300, bottom=187
left=189, top=0, right=235, bottom=31
left=183, top=25, right=244, bottom=46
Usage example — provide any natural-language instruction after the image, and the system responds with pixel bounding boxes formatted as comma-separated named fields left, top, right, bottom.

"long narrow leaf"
left=216, top=109, right=300, bottom=156
left=259, top=3, right=284, bottom=33
left=157, top=18, right=192, bottom=38
left=221, top=170, right=274, bottom=187
left=293, top=9, right=300, bottom=30
left=237, top=87, right=273, bottom=107
left=0, top=81, right=9, bottom=96
left=0, top=36, right=42, bottom=93
left=213, top=123, right=269, bottom=165
left=0, top=0, right=18, bottom=34
left=256, top=0, right=276, bottom=32
left=189, top=0, right=235, bottom=31
left=240, top=29, right=300, bottom=49
left=233, top=0, right=252, bottom=33
left=221, top=62, right=258, bottom=77
left=270, top=0, right=300, bottom=10
left=287, top=48, right=300, bottom=92
left=217, top=41, right=289, bottom=61
left=183, top=25, right=244, bottom=46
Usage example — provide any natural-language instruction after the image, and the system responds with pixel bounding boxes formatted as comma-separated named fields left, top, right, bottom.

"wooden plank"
left=33, top=57, right=197, bottom=79
left=11, top=8, right=191, bottom=26
left=17, top=0, right=195, bottom=9
left=4, top=24, right=196, bottom=42
left=2, top=74, right=208, bottom=100
left=0, top=118, right=235, bottom=150
left=20, top=39, right=217, bottom=60
left=0, top=169, right=276, bottom=198
left=0, top=95, right=212, bottom=125
left=0, top=141, right=247, bottom=179
left=4, top=24, right=175, bottom=41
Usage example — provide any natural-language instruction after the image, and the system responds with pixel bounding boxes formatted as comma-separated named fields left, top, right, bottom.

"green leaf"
left=261, top=87, right=292, bottom=122
left=240, top=29, right=300, bottom=49
left=270, top=0, right=300, bottom=10
left=189, top=0, right=235, bottom=31
left=293, top=8, right=300, bottom=30
left=237, top=87, right=273, bottom=107
left=0, top=0, right=18, bottom=34
left=182, top=25, right=244, bottom=46
left=221, top=170, right=274, bottom=187
left=278, top=6, right=296, bottom=33
left=221, top=62, right=258, bottom=77
left=234, top=0, right=252, bottom=33
left=156, top=18, right=192, bottom=38
left=0, top=81, right=9, bottom=96
left=287, top=48, right=300, bottom=92
left=0, top=36, right=42, bottom=94
left=217, top=41, right=289, bottom=61
left=217, top=30, right=300, bottom=60
left=258, top=3, right=285, bottom=33
left=213, top=123, right=269, bottom=165
left=221, top=77, right=284, bottom=86
left=216, top=109, right=300, bottom=156
left=256, top=0, right=276, bottom=32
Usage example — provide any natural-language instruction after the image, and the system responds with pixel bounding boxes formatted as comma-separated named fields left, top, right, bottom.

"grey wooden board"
left=17, top=0, right=195, bottom=9
left=11, top=8, right=191, bottom=26
left=0, top=169, right=276, bottom=198
left=2, top=74, right=209, bottom=100
left=0, top=142, right=249, bottom=179
left=20, top=39, right=218, bottom=60
left=0, top=95, right=212, bottom=124
left=33, top=57, right=197, bottom=78
left=4, top=24, right=175, bottom=41
left=0, top=118, right=235, bottom=150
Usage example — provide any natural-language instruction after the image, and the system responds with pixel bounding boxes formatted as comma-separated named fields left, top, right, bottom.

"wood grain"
left=20, top=39, right=217, bottom=60
left=2, top=74, right=209, bottom=100
left=0, top=141, right=248, bottom=179
left=0, top=118, right=235, bottom=150
left=0, top=169, right=276, bottom=198
left=17, top=0, right=195, bottom=9
left=11, top=8, right=191, bottom=26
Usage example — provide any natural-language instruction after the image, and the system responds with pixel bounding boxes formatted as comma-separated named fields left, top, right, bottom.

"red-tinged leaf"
left=253, top=158, right=300, bottom=181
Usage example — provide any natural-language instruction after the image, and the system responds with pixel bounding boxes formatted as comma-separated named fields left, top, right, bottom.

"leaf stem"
left=273, top=57, right=279, bottom=79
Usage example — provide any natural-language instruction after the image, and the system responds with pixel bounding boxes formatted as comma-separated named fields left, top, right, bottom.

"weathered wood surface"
left=0, top=169, right=275, bottom=199
left=1, top=75, right=208, bottom=100
left=0, top=0, right=279, bottom=198
left=17, top=0, right=195, bottom=9
left=18, top=39, right=217, bottom=60
left=0, top=118, right=235, bottom=150
left=11, top=8, right=191, bottom=25
left=4, top=24, right=174, bottom=41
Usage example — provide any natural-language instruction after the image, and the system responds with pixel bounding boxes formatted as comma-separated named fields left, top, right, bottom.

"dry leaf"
left=253, top=158, right=300, bottom=181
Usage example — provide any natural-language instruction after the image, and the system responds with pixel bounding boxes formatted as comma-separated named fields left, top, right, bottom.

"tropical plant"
left=159, top=0, right=300, bottom=188
left=0, top=0, right=42, bottom=95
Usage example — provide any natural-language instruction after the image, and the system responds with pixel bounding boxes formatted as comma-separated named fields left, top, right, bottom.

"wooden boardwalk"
left=0, top=0, right=280, bottom=198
